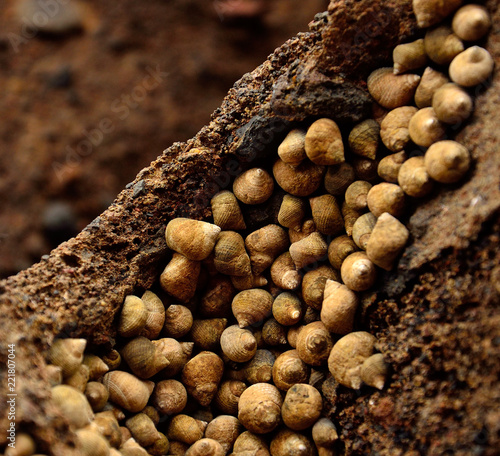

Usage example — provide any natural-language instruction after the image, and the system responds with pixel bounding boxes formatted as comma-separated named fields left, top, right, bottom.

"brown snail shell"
left=205, top=415, right=243, bottom=454
left=273, top=158, right=325, bottom=197
left=344, top=180, right=372, bottom=212
left=270, top=252, right=302, bottom=290
left=153, top=338, right=193, bottom=378
left=393, top=39, right=427, bottom=74
left=51, top=384, right=94, bottom=429
left=168, top=440, right=190, bottom=455
left=452, top=4, right=491, bottom=41
left=232, top=288, right=274, bottom=328
left=220, top=325, right=258, bottom=362
left=64, top=363, right=89, bottom=393
left=244, top=349, right=276, bottom=385
left=321, top=280, right=359, bottom=335
left=48, top=338, right=86, bottom=378
left=278, top=194, right=307, bottom=232
left=262, top=317, right=288, bottom=346
left=449, top=46, right=495, bottom=87
left=287, top=325, right=304, bottom=349
left=233, top=431, right=270, bottom=455
left=231, top=273, right=268, bottom=291
left=211, top=190, right=246, bottom=230
left=272, top=349, right=310, bottom=391
left=432, top=83, right=473, bottom=124
left=302, top=306, right=320, bottom=325
left=424, top=25, right=464, bottom=65
left=397, top=156, right=434, bottom=198
left=312, top=418, right=339, bottom=455
left=76, top=427, right=110, bottom=456
left=185, top=438, right=225, bottom=456
left=165, top=218, right=221, bottom=261
left=289, top=232, right=328, bottom=270
left=412, top=0, right=463, bottom=28
left=360, top=353, right=389, bottom=390
left=366, top=182, right=406, bottom=218
left=352, top=156, right=380, bottom=183
left=214, top=231, right=251, bottom=277
left=152, top=379, right=187, bottom=416
left=199, top=275, right=235, bottom=318
left=414, top=67, right=450, bottom=109
left=85, top=381, right=109, bottom=413
left=121, top=336, right=170, bottom=379
left=45, top=364, right=63, bottom=386
left=270, top=429, right=316, bottom=456
left=277, top=128, right=307, bottom=167
left=352, top=212, right=377, bottom=250
left=341, top=200, right=363, bottom=237
left=296, top=321, right=333, bottom=366
left=341, top=251, right=377, bottom=292
left=408, top=107, right=446, bottom=148
left=367, top=67, right=420, bottom=110
left=181, top=351, right=224, bottom=406
left=380, top=106, right=418, bottom=152
left=309, top=194, right=344, bottom=236
left=101, top=403, right=125, bottom=422
left=233, top=168, right=274, bottom=205
left=377, top=151, right=408, bottom=184
left=142, top=405, right=160, bottom=426
left=301, top=265, right=339, bottom=310
left=281, top=383, right=323, bottom=431
left=289, top=218, right=317, bottom=244
left=160, top=253, right=201, bottom=303
left=238, top=383, right=283, bottom=434
left=348, top=119, right=380, bottom=160
left=118, top=295, right=148, bottom=338
left=305, top=118, right=345, bottom=165
left=424, top=140, right=470, bottom=183
left=214, top=380, right=247, bottom=416
left=328, top=235, right=358, bottom=270
left=327, top=331, right=376, bottom=389
left=102, top=371, right=154, bottom=413
left=366, top=212, right=410, bottom=271
left=189, top=318, right=228, bottom=351
left=125, top=413, right=160, bottom=448
left=147, top=432, right=170, bottom=456
left=167, top=414, right=206, bottom=445
left=120, top=437, right=150, bottom=456
left=324, top=162, right=356, bottom=196
left=102, top=349, right=121, bottom=371
left=245, top=224, right=289, bottom=275
left=139, top=290, right=166, bottom=340
left=88, top=410, right=121, bottom=449
left=163, top=304, right=193, bottom=338
left=272, top=291, right=303, bottom=326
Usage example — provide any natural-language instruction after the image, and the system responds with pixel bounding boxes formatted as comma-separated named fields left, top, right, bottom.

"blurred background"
left=0, top=0, right=328, bottom=278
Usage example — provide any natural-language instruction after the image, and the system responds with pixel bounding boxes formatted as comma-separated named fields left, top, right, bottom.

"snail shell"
left=121, top=336, right=170, bottom=379
left=348, top=119, right=380, bottom=160
left=352, top=212, right=377, bottom=250
left=393, top=39, right=427, bottom=74
left=289, top=232, right=328, bottom=270
left=231, top=273, right=268, bottom=291
left=273, top=158, right=325, bottom=196
left=312, top=418, right=339, bottom=453
left=380, top=106, right=418, bottom=152
left=233, top=168, right=274, bottom=205
left=125, top=413, right=160, bottom=447
left=408, top=107, right=446, bottom=147
left=424, top=140, right=470, bottom=183
left=327, top=331, right=376, bottom=389
left=165, top=218, right=221, bottom=261
left=64, top=363, right=89, bottom=393
left=366, top=182, right=406, bottom=218
left=296, top=321, right=333, bottom=366
left=120, top=438, right=150, bottom=456
left=152, top=379, right=187, bottom=416
left=270, top=252, right=302, bottom=290
left=48, top=338, right=86, bottom=378
left=244, top=349, right=276, bottom=385
left=272, top=291, right=303, bottom=326
left=189, top=318, right=228, bottom=351
left=328, top=235, right=358, bottom=270
left=412, top=0, right=463, bottom=28
left=341, top=251, right=377, bottom=292
left=289, top=218, right=317, bottom=244
left=452, top=4, right=491, bottom=41
left=270, top=429, right=316, bottom=456
left=214, top=380, right=247, bottom=416
left=214, top=231, right=251, bottom=277
left=211, top=190, right=246, bottom=230
left=185, top=438, right=225, bottom=456
left=75, top=427, right=110, bottom=456
left=449, top=46, right=495, bottom=87
left=118, top=295, right=148, bottom=338
left=360, top=353, right=389, bottom=390
left=142, top=405, right=160, bottom=425
left=397, top=156, right=434, bottom=198
left=277, top=194, right=307, bottom=232
left=414, top=67, right=450, bottom=109
left=367, top=67, right=420, bottom=110
left=238, top=383, right=283, bottom=434
left=84, top=381, right=109, bottom=413
left=287, top=325, right=304, bottom=349
left=352, top=156, right=380, bottom=183
left=232, top=288, right=274, bottom=328
left=147, top=433, right=170, bottom=456
left=200, top=275, right=235, bottom=318
left=309, top=194, right=344, bottom=236
left=341, top=200, right=363, bottom=237
left=101, top=371, right=154, bottom=413
left=281, top=383, right=323, bottom=431
left=366, top=212, right=410, bottom=271
left=262, top=317, right=288, bottom=346
left=51, top=384, right=94, bottom=429
left=305, top=118, right=345, bottom=165
left=377, top=151, right=408, bottom=184
left=139, top=290, right=165, bottom=340
left=272, top=349, right=310, bottom=391
left=245, top=224, right=289, bottom=275
left=321, top=279, right=359, bottom=335
left=160, top=253, right=200, bottom=303
left=424, top=25, right=464, bottom=65
left=301, top=265, right=339, bottom=310
left=233, top=431, right=270, bottom=455
left=204, top=415, right=243, bottom=454
left=88, top=410, right=121, bottom=448
left=45, top=364, right=63, bottom=386
left=344, top=180, right=372, bottom=212
left=324, top=162, right=356, bottom=196
left=432, top=83, right=473, bottom=124
left=3, top=433, right=36, bottom=456
left=162, top=304, right=193, bottom=339
left=277, top=128, right=307, bottom=167
left=220, top=325, right=258, bottom=362
left=167, top=414, right=206, bottom=445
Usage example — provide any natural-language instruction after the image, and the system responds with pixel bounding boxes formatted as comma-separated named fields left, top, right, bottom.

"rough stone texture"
left=0, top=0, right=499, bottom=455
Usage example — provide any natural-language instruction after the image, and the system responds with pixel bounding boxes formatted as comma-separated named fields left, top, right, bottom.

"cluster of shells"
left=6, top=2, right=494, bottom=456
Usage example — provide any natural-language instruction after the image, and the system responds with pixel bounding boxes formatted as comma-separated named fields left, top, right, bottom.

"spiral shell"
left=89, top=410, right=121, bottom=448
left=214, top=380, right=247, bottom=416
left=167, top=414, right=206, bottom=445
left=432, top=83, right=473, bottom=125
left=189, top=318, right=228, bottom=351
left=238, top=383, right=283, bottom=434
left=272, top=291, right=302, bottom=326
left=270, top=252, right=302, bottom=290
left=408, top=107, right=446, bottom=148
left=277, top=194, right=306, bottom=232
left=102, top=371, right=154, bottom=413
left=398, top=156, right=434, bottom=198
left=393, top=39, right=427, bottom=74
left=380, top=106, right=418, bottom=152
left=199, top=275, right=235, bottom=318
left=139, top=290, right=165, bottom=340
left=273, top=158, right=325, bottom=196
left=296, top=321, right=333, bottom=366
left=121, top=336, right=169, bottom=379
left=348, top=119, right=380, bottom=160
left=424, top=25, right=464, bottom=65
left=341, top=251, right=377, bottom=292
left=204, top=415, right=243, bottom=454
left=125, top=413, right=160, bottom=447
left=76, top=428, right=110, bottom=456
left=270, top=429, right=316, bottom=456
left=414, top=66, right=450, bottom=109
left=272, top=349, right=310, bottom=391
left=186, top=438, right=225, bottom=456
left=360, top=353, right=389, bottom=390
left=85, top=382, right=109, bottom=413
left=232, top=288, right=274, bottom=328
left=277, top=128, right=307, bottom=167
left=233, top=431, right=270, bottom=455
left=211, top=190, right=246, bottom=230
left=412, top=0, right=463, bottom=28
left=341, top=200, right=363, bottom=237
left=281, top=383, right=322, bottom=431
left=424, top=140, right=470, bottom=183
left=51, top=384, right=94, bottom=429
left=301, top=265, right=339, bottom=310
left=152, top=379, right=187, bottom=416
left=344, top=181, right=372, bottom=212
left=312, top=418, right=339, bottom=454
left=262, top=317, right=288, bottom=346
left=309, top=194, right=344, bottom=236
left=324, top=162, right=356, bottom=196
left=328, top=235, right=358, bottom=270
left=452, top=4, right=491, bottom=41
left=245, top=224, right=289, bottom=275
left=449, top=46, right=495, bottom=87
left=367, top=182, right=406, bottom=218
left=214, top=231, right=251, bottom=277
left=220, top=325, right=258, bottom=362
left=233, top=168, right=274, bottom=205
left=352, top=156, right=380, bottom=183
left=378, top=152, right=408, bottom=184
left=321, top=280, right=359, bottom=335
left=305, top=118, right=345, bottom=165
left=244, top=349, right=276, bottom=385
left=64, top=363, right=90, bottom=393
left=160, top=253, right=201, bottom=302
left=48, top=338, right=87, bottom=378
left=352, top=212, right=377, bottom=250
left=289, top=232, right=328, bottom=270
left=163, top=304, right=193, bottom=338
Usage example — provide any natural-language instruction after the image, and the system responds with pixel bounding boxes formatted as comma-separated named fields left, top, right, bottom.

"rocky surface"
left=0, top=0, right=499, bottom=455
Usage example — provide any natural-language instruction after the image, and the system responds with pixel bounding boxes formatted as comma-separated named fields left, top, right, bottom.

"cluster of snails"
left=5, top=1, right=493, bottom=456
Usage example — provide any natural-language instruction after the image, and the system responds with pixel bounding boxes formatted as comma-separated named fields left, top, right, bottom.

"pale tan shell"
left=408, top=107, right=446, bottom=147
left=348, top=119, right=380, bottom=160
left=309, top=194, right=344, bottom=236
left=324, top=162, right=356, bottom=196
left=301, top=265, right=339, bottom=310
left=48, top=338, right=87, bottom=378
left=45, top=364, right=63, bottom=386
left=273, top=158, right=325, bottom=196
left=277, top=128, right=307, bottom=167
left=312, top=418, right=339, bottom=452
left=367, top=67, right=420, bottom=110
left=163, top=304, right=193, bottom=338
left=412, top=0, right=463, bottom=28
left=64, top=363, right=89, bottom=393
left=449, top=46, right=495, bottom=87
left=238, top=383, right=283, bottom=434
left=424, top=25, right=464, bottom=65
left=305, top=118, right=345, bottom=165
left=121, top=336, right=170, bottom=379
left=3, top=433, right=36, bottom=456
left=272, top=349, right=310, bottom=391
left=270, top=429, right=316, bottom=456
left=321, top=279, right=359, bottom=335
left=341, top=251, right=377, bottom=292
left=205, top=415, right=243, bottom=454
left=270, top=252, right=302, bottom=290
left=152, top=379, right=187, bottom=416
left=393, top=39, right=427, bottom=74
left=84, top=381, right=109, bottom=413
left=231, top=273, right=268, bottom=291
left=118, top=295, right=148, bottom=338
left=328, top=235, right=359, bottom=270
left=377, top=151, right=408, bottom=183
left=352, top=212, right=377, bottom=250
left=233, top=431, right=270, bottom=455
left=136, top=291, right=165, bottom=340
left=244, top=349, right=276, bottom=384
left=277, top=194, right=306, bottom=232
left=121, top=438, right=150, bottom=456
left=424, top=140, right=470, bottom=183
left=199, top=275, right=235, bottom=318
left=87, top=411, right=121, bottom=451
left=102, top=371, right=154, bottom=413
left=289, top=232, right=328, bottom=270
left=341, top=200, right=363, bottom=237
left=432, top=83, right=473, bottom=124
left=181, top=351, right=224, bottom=406
left=366, top=212, right=410, bottom=271
left=160, top=253, right=200, bottom=302
left=125, top=413, right=160, bottom=448
left=214, top=380, right=247, bottom=416
left=220, top=325, right=257, bottom=362
left=344, top=180, right=372, bottom=212
left=233, top=168, right=274, bottom=205
left=167, top=414, right=206, bottom=445
left=272, top=291, right=302, bottom=326
left=327, top=331, right=376, bottom=389
left=262, top=317, right=288, bottom=346
left=296, top=321, right=333, bottom=366
left=75, top=427, right=110, bottom=456
left=281, top=383, right=323, bottom=431
left=452, top=4, right=491, bottom=41
left=185, top=438, right=225, bottom=456
left=232, top=288, right=274, bottom=328
left=360, top=353, right=389, bottom=390
left=366, top=182, right=406, bottom=218
left=189, top=318, right=228, bottom=351
left=245, top=224, right=289, bottom=275
left=380, top=106, right=418, bottom=152
left=211, top=190, right=246, bottom=230
left=398, top=156, right=434, bottom=198
left=214, top=231, right=251, bottom=277
left=414, top=67, right=450, bottom=108
left=165, top=218, right=221, bottom=261
left=51, top=384, right=94, bottom=429
left=289, top=218, right=317, bottom=244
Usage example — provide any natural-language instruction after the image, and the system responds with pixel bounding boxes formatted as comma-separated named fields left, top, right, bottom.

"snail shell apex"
left=412, top=0, right=463, bottom=28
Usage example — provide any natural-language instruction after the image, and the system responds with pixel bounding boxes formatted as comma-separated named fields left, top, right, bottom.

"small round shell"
left=189, top=318, right=228, bottom=351
left=408, top=107, right=446, bottom=148
left=309, top=194, right=344, bottom=236
left=214, top=231, right=251, bottom=277
left=118, top=295, right=149, bottom=338
left=452, top=4, right=491, bottom=41
left=205, top=415, right=243, bottom=455
left=211, top=191, right=246, bottom=230
left=51, top=384, right=94, bottom=429
left=281, top=383, right=322, bottom=431
left=278, top=194, right=307, bottom=232
left=214, top=380, right=247, bottom=416
left=340, top=251, right=377, bottom=292
left=125, top=413, right=160, bottom=448
left=398, top=156, right=434, bottom=198
left=321, top=279, right=359, bottom=335
left=101, top=371, right=154, bottom=413
left=167, top=414, right=206, bottom=445
left=233, top=168, right=274, bottom=205
left=360, top=353, right=389, bottom=390
left=121, top=336, right=170, bottom=379
left=324, top=162, right=356, bottom=196
left=289, top=232, right=328, bottom=270
left=273, top=158, right=325, bottom=197
left=185, top=438, right=225, bottom=456
left=393, top=39, right=427, bottom=74
left=152, top=379, right=187, bottom=416
left=48, top=338, right=86, bottom=378
left=272, top=349, right=310, bottom=391
left=245, top=224, right=289, bottom=275
left=233, top=431, right=270, bottom=455
left=366, top=182, right=406, bottom=218
left=424, top=140, right=471, bottom=183
left=238, top=383, right=283, bottom=434
left=328, top=235, right=358, bottom=270
left=432, top=83, right=473, bottom=125
left=272, top=292, right=303, bottom=326
left=163, top=304, right=193, bottom=338
left=139, top=290, right=166, bottom=340
left=220, top=325, right=258, bottom=363
left=160, top=253, right=201, bottom=303
left=352, top=212, right=377, bottom=250
left=348, top=119, right=380, bottom=160
left=312, top=418, right=339, bottom=453
left=424, top=25, right=464, bottom=65
left=270, top=252, right=302, bottom=290
left=232, top=288, right=274, bottom=328
left=344, top=181, right=372, bottom=212
left=278, top=129, right=307, bottom=166
left=367, top=67, right=420, bottom=110
left=414, top=67, right=450, bottom=109
left=244, top=349, right=276, bottom=385
left=449, top=46, right=494, bottom=87
left=380, top=106, right=418, bottom=152
left=270, top=429, right=316, bottom=456
left=305, top=118, right=345, bottom=165
left=412, top=0, right=463, bottom=28
left=84, top=382, right=109, bottom=412
left=301, top=265, right=339, bottom=310
left=378, top=151, right=408, bottom=184
left=296, top=321, right=333, bottom=366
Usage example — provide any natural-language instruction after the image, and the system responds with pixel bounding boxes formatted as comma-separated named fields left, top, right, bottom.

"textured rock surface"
left=0, top=0, right=499, bottom=455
